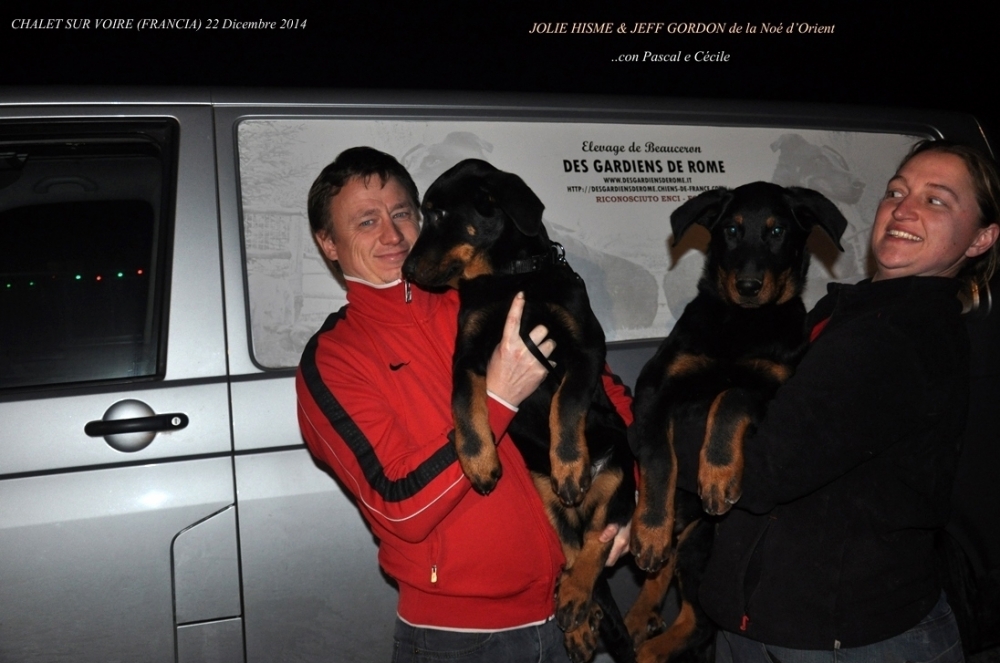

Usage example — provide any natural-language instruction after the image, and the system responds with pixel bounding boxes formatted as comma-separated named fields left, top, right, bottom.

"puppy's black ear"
left=484, top=170, right=545, bottom=236
left=785, top=186, right=848, bottom=251
left=670, top=187, right=732, bottom=246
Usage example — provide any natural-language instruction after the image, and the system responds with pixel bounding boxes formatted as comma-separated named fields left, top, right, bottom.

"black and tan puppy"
left=626, top=182, right=847, bottom=662
left=403, top=159, right=636, bottom=663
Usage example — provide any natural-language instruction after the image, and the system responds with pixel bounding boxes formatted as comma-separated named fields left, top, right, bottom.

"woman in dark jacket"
left=705, top=140, right=1000, bottom=662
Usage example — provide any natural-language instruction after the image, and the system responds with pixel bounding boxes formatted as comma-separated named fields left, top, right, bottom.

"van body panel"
left=230, top=375, right=299, bottom=451
left=234, top=449, right=398, bottom=662
left=0, top=457, right=234, bottom=663
left=176, top=618, right=246, bottom=663
left=172, top=505, right=242, bottom=625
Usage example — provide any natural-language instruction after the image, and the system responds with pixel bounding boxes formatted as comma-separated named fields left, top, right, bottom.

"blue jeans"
left=392, top=617, right=573, bottom=663
left=715, top=593, right=964, bottom=663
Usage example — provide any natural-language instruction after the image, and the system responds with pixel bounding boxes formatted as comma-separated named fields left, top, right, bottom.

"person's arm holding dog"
left=489, top=294, right=632, bottom=565
left=300, top=291, right=558, bottom=543
left=726, top=311, right=942, bottom=514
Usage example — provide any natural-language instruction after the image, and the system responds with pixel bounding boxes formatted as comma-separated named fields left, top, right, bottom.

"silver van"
left=1, top=90, right=995, bottom=662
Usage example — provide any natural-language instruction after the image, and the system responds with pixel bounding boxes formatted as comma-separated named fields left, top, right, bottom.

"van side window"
left=0, top=121, right=177, bottom=390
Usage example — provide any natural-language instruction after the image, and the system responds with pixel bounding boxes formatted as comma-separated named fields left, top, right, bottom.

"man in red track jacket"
left=296, top=147, right=632, bottom=662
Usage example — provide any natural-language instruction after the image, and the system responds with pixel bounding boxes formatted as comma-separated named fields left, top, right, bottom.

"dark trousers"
left=715, top=592, right=964, bottom=663
left=392, top=617, right=573, bottom=663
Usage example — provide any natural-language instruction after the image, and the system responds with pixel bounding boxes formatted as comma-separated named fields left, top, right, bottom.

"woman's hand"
left=600, top=521, right=631, bottom=566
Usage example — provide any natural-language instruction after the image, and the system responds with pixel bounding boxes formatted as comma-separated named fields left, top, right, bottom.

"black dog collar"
left=495, top=242, right=567, bottom=276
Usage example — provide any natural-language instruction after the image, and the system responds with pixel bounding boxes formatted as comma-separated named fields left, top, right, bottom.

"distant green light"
left=75, top=274, right=82, bottom=280
left=117, top=272, right=124, bottom=278
left=28, top=281, right=35, bottom=286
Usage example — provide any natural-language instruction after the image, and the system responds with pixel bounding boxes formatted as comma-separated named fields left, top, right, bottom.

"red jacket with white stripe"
left=297, top=279, right=633, bottom=629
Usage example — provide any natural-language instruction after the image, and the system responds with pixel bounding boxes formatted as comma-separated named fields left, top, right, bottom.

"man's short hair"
left=307, top=146, right=420, bottom=238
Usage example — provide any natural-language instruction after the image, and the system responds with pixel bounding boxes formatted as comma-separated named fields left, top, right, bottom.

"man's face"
left=316, top=175, right=420, bottom=284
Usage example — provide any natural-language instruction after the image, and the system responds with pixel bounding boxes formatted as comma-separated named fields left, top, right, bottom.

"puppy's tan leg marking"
left=699, top=390, right=749, bottom=515
left=549, top=375, right=591, bottom=507
left=455, top=372, right=502, bottom=495
left=626, top=557, right=675, bottom=647
left=544, top=302, right=582, bottom=340
left=563, top=601, right=603, bottom=663
left=737, top=357, right=793, bottom=383
left=665, top=352, right=713, bottom=379
left=631, top=421, right=676, bottom=573
left=627, top=518, right=699, bottom=648
left=555, top=470, right=621, bottom=632
left=636, top=599, right=698, bottom=663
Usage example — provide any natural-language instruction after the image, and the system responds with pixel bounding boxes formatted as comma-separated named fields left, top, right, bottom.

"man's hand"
left=485, top=292, right=555, bottom=407
left=600, top=521, right=631, bottom=566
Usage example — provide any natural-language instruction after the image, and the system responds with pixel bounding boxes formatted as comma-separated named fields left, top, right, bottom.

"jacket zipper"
left=430, top=529, right=441, bottom=585
left=739, top=514, right=776, bottom=631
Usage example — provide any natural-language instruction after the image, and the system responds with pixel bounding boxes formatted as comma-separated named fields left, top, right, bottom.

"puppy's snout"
left=402, top=256, right=418, bottom=281
left=736, top=278, right=763, bottom=297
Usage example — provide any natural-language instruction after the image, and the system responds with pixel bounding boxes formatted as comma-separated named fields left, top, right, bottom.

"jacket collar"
left=826, top=275, right=961, bottom=319
left=344, top=276, right=452, bottom=325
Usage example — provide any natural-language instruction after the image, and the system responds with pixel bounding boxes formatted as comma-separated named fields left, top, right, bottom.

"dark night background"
left=2, top=1, right=997, bottom=138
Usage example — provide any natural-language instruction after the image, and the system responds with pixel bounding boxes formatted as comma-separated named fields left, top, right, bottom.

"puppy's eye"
left=770, top=227, right=785, bottom=237
left=724, top=225, right=738, bottom=237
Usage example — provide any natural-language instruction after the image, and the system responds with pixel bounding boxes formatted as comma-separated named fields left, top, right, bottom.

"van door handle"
left=85, top=413, right=189, bottom=436
left=85, top=399, right=189, bottom=452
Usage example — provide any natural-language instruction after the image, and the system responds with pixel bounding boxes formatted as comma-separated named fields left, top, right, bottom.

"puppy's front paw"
left=456, top=447, right=502, bottom=497
left=698, top=462, right=742, bottom=515
left=555, top=566, right=595, bottom=632
left=550, top=462, right=591, bottom=507
left=455, top=428, right=503, bottom=495
left=463, top=457, right=502, bottom=496
left=630, top=521, right=672, bottom=573
left=562, top=602, right=602, bottom=663
left=625, top=607, right=666, bottom=648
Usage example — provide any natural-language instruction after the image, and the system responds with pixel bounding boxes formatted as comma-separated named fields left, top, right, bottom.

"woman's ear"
left=966, top=222, right=1000, bottom=258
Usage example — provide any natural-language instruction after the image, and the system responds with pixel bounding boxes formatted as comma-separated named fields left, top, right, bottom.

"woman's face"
left=871, top=151, right=998, bottom=281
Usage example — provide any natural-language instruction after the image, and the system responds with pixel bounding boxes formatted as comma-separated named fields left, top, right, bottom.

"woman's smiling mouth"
left=887, top=229, right=922, bottom=241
